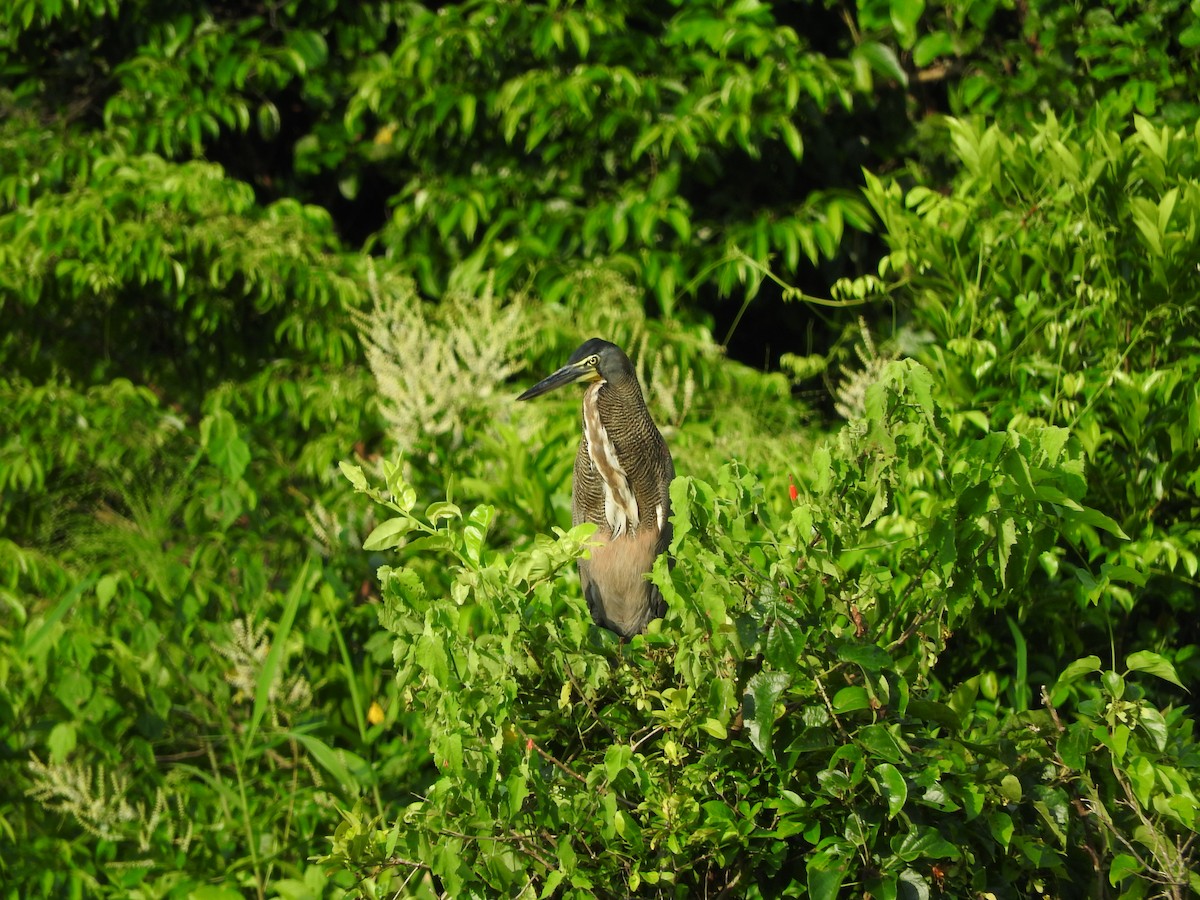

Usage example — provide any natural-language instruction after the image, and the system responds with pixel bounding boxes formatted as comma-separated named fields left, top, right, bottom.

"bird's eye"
left=589, top=355, right=600, bottom=366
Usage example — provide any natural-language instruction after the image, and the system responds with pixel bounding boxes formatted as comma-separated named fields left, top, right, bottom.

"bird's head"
left=516, top=338, right=633, bottom=401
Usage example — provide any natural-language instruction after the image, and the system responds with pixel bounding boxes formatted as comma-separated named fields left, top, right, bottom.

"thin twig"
left=814, top=676, right=850, bottom=739
left=516, top=726, right=637, bottom=811
left=562, top=657, right=614, bottom=740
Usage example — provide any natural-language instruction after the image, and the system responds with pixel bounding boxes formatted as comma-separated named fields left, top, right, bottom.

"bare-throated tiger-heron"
left=517, top=338, right=674, bottom=638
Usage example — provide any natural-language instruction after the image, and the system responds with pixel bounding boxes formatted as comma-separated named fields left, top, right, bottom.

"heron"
left=517, top=338, right=674, bottom=638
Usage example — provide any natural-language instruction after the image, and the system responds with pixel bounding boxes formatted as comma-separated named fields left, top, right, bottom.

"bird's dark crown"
left=568, top=338, right=634, bottom=379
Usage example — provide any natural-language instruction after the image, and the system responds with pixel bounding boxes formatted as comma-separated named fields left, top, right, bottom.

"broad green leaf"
left=382, top=461, right=418, bottom=513
left=425, top=501, right=461, bottom=523
left=854, top=42, right=908, bottom=87
left=889, top=0, right=925, bottom=47
left=913, top=30, right=954, bottom=67
left=48, top=721, right=77, bottom=764
left=805, top=849, right=847, bottom=900
left=743, top=671, right=790, bottom=759
left=1135, top=705, right=1169, bottom=751
left=363, top=516, right=413, bottom=551
left=906, top=700, right=960, bottom=732
left=997, top=516, right=1017, bottom=586
left=837, top=641, right=892, bottom=673
left=190, top=888, right=243, bottom=900
left=603, top=744, right=632, bottom=783
left=1055, top=655, right=1102, bottom=686
left=858, top=724, right=905, bottom=763
left=891, top=826, right=960, bottom=861
left=24, top=575, right=96, bottom=662
left=1109, top=853, right=1141, bottom=885
left=1101, top=563, right=1146, bottom=587
left=95, top=574, right=119, bottom=608
left=1057, top=722, right=1093, bottom=771
left=201, top=410, right=251, bottom=481
left=463, top=504, right=496, bottom=563
left=988, top=811, right=1014, bottom=850
left=875, top=762, right=907, bottom=819
left=1065, top=505, right=1129, bottom=540
left=1125, top=650, right=1185, bottom=689
left=832, top=685, right=872, bottom=713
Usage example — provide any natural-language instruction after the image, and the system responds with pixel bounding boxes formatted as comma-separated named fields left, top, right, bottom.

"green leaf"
left=1055, top=655, right=1102, bottom=687
left=1135, top=705, right=1169, bottom=751
left=837, top=642, right=892, bottom=673
left=201, top=409, right=251, bottom=481
left=464, top=504, right=495, bottom=563
left=858, top=724, right=905, bottom=763
left=289, top=731, right=361, bottom=790
left=24, top=576, right=96, bottom=662
left=425, top=501, right=462, bottom=523
left=48, top=721, right=77, bottom=764
left=806, top=848, right=848, bottom=900
left=988, top=811, right=1014, bottom=850
left=1109, top=853, right=1141, bottom=885
left=190, top=888, right=244, bottom=900
left=913, top=31, right=955, bottom=67
left=383, top=461, right=418, bottom=513
left=905, top=700, right=960, bottom=732
left=1057, top=722, right=1093, bottom=771
left=603, top=744, right=632, bottom=783
left=889, top=0, right=925, bottom=49
left=743, top=671, right=790, bottom=759
left=1125, top=650, right=1185, bottom=689
left=875, top=762, right=908, bottom=818
left=997, top=515, right=1017, bottom=586
left=363, top=516, right=413, bottom=551
left=854, top=42, right=908, bottom=87
left=832, top=685, right=872, bottom=713
left=891, top=826, right=960, bottom=861
left=1065, top=505, right=1129, bottom=540
left=95, top=574, right=118, bottom=609
left=779, top=119, right=804, bottom=159
left=243, top=559, right=315, bottom=759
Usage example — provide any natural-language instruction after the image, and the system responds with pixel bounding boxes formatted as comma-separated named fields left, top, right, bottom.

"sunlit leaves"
left=1125, top=650, right=1185, bottom=690
left=341, top=0, right=877, bottom=308
left=325, top=351, right=1200, bottom=896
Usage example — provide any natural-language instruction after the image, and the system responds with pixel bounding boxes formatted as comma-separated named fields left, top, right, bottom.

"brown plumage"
left=517, top=338, right=674, bottom=638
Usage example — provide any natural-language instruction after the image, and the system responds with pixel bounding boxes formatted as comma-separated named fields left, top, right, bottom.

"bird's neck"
left=582, top=380, right=641, bottom=537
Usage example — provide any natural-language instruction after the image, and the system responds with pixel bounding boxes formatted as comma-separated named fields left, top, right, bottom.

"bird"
left=517, top=338, right=674, bottom=638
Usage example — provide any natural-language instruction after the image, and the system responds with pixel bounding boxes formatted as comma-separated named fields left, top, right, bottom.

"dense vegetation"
left=2, top=1, right=1197, bottom=898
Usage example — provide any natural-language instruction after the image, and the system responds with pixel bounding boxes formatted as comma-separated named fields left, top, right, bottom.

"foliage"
left=328, top=361, right=1198, bottom=897
left=0, top=366, right=405, bottom=897
left=5, top=0, right=1200, bottom=896
left=1, top=0, right=893, bottom=320
left=857, top=0, right=1200, bottom=126
left=0, top=62, right=394, bottom=900
left=0, top=112, right=361, bottom=394
left=864, top=110, right=1200, bottom=698
left=344, top=0, right=884, bottom=309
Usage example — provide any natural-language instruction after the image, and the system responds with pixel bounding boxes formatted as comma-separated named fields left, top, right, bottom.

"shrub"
left=330, top=360, right=1198, bottom=897
left=864, top=110, right=1200, bottom=697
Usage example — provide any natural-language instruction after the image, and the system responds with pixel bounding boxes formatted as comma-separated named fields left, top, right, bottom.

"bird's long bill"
left=516, top=362, right=592, bottom=401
